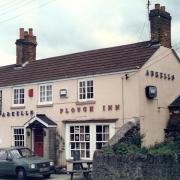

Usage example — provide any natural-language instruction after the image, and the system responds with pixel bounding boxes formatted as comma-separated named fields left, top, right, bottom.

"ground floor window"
left=12, top=127, right=25, bottom=147
left=70, top=125, right=90, bottom=158
left=66, top=123, right=115, bottom=160
left=96, top=125, right=109, bottom=149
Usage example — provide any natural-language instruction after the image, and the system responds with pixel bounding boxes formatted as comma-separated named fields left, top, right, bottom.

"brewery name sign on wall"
left=0, top=110, right=34, bottom=118
left=59, top=104, right=120, bottom=114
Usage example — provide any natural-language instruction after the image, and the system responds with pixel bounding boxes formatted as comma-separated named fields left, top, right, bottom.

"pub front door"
left=34, top=128, right=44, bottom=157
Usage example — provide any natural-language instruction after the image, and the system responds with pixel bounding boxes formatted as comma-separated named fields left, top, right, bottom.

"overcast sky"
left=0, top=0, right=179, bottom=66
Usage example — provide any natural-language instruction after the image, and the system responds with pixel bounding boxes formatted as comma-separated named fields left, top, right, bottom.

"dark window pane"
left=86, top=150, right=90, bottom=158
left=96, top=134, right=102, bottom=141
left=86, top=143, right=90, bottom=149
left=70, top=134, right=74, bottom=141
left=96, top=126, right=102, bottom=133
left=85, top=126, right=89, bottom=133
left=96, top=143, right=102, bottom=149
left=70, top=126, right=74, bottom=133
left=76, top=143, right=80, bottom=149
left=71, top=143, right=75, bottom=149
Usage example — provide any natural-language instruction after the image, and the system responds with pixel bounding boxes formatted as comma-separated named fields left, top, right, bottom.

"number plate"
left=40, top=167, right=50, bottom=172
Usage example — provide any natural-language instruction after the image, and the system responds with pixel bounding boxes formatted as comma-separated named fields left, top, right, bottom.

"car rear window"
left=0, top=150, right=7, bottom=160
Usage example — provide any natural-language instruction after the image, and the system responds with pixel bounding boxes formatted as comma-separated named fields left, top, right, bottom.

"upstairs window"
left=13, top=87, right=24, bottom=106
left=39, top=84, right=52, bottom=104
left=79, top=79, right=93, bottom=101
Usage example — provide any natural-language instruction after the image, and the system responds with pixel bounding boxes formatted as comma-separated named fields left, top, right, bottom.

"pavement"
left=0, top=174, right=87, bottom=180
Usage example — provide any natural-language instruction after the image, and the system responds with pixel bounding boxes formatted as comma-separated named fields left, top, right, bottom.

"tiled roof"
left=0, top=41, right=159, bottom=87
left=36, top=114, right=57, bottom=126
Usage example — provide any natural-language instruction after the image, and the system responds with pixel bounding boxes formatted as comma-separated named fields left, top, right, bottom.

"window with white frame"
left=67, top=123, right=113, bottom=160
left=12, top=128, right=25, bottom=147
left=13, top=87, right=24, bottom=105
left=39, top=84, right=52, bottom=104
left=96, top=125, right=109, bottom=149
left=79, top=79, right=93, bottom=100
left=70, top=125, right=90, bottom=159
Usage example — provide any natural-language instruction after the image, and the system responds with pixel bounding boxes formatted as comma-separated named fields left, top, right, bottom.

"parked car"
left=0, top=147, right=54, bottom=179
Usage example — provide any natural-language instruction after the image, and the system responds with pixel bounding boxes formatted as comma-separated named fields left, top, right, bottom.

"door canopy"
left=24, top=114, right=57, bottom=128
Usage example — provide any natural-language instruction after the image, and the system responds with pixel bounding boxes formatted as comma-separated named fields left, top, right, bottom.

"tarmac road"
left=0, top=174, right=86, bottom=180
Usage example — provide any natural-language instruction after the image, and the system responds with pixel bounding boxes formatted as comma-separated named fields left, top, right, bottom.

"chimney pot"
left=29, top=28, right=33, bottom=36
left=19, top=28, right=24, bottom=39
left=161, top=6, right=165, bottom=12
left=155, top=4, right=160, bottom=10
left=24, top=31, right=28, bottom=36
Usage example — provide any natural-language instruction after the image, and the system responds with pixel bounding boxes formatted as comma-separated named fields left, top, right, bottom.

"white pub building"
left=0, top=4, right=179, bottom=166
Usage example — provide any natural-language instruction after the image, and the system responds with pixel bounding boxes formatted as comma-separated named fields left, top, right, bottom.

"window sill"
left=11, top=105, right=25, bottom=109
left=36, top=104, right=53, bottom=108
left=76, top=100, right=96, bottom=105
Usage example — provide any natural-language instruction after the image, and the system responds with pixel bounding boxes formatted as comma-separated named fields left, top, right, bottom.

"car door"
left=0, top=150, right=15, bottom=175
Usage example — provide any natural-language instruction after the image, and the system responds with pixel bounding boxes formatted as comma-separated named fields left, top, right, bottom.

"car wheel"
left=17, top=168, right=26, bottom=180
left=43, top=173, right=51, bottom=179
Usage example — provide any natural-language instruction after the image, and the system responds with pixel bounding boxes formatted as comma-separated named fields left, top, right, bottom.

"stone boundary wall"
left=93, top=150, right=180, bottom=180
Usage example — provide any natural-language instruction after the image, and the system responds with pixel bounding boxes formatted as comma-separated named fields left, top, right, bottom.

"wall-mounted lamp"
left=26, top=131, right=30, bottom=136
left=125, top=74, right=129, bottom=80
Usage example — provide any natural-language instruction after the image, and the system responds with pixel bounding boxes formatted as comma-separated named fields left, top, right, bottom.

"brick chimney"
left=149, top=4, right=172, bottom=48
left=15, top=28, right=37, bottom=65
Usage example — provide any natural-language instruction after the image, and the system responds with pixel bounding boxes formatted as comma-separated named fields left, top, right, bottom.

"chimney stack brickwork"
left=149, top=4, right=172, bottom=48
left=15, top=28, right=37, bottom=65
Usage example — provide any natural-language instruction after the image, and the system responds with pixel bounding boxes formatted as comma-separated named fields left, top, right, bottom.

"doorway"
left=34, top=128, right=44, bottom=156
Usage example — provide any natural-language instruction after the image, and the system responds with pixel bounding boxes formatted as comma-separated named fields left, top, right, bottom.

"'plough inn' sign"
left=59, top=104, right=120, bottom=114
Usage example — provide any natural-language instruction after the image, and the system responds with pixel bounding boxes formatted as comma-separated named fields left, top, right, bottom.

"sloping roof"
left=24, top=114, right=57, bottom=128
left=0, top=41, right=159, bottom=87
left=169, top=96, right=180, bottom=108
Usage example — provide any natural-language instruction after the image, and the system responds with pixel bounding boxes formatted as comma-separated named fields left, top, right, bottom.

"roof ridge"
left=36, top=41, right=150, bottom=62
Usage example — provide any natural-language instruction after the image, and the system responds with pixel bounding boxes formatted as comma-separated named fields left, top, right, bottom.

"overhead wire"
left=0, top=0, right=21, bottom=9
left=0, top=0, right=29, bottom=11
left=0, top=0, right=33, bottom=18
left=0, top=0, right=57, bottom=25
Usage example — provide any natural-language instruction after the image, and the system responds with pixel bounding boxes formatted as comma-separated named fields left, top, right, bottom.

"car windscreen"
left=10, top=148, right=34, bottom=158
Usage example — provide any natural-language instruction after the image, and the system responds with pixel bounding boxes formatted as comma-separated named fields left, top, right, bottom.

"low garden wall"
left=93, top=150, right=180, bottom=180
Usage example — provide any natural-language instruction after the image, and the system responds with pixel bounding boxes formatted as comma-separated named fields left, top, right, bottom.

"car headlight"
left=50, top=162, right=54, bottom=166
left=30, top=164, right=36, bottom=169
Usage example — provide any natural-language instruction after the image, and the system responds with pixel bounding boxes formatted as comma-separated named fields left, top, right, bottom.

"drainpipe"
left=121, top=76, right=125, bottom=125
